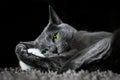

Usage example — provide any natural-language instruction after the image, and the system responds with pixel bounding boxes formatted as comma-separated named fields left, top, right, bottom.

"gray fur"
left=15, top=6, right=120, bottom=73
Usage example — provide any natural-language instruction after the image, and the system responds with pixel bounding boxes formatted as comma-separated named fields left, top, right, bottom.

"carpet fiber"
left=0, top=68, right=120, bottom=80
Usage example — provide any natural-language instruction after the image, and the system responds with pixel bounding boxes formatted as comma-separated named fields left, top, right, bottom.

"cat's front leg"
left=59, top=37, right=111, bottom=73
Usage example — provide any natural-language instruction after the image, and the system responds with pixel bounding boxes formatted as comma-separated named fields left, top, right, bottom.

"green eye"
left=42, top=49, right=48, bottom=54
left=53, top=33, right=59, bottom=42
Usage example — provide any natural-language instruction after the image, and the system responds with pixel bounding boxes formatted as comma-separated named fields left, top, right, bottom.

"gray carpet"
left=0, top=68, right=120, bottom=80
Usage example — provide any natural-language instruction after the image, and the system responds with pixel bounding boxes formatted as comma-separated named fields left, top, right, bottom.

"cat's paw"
left=15, top=43, right=45, bottom=58
left=15, top=43, right=28, bottom=58
left=27, top=48, right=45, bottom=57
left=19, top=61, right=31, bottom=70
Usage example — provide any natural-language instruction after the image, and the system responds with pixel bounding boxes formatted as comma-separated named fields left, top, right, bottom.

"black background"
left=0, top=1, right=120, bottom=68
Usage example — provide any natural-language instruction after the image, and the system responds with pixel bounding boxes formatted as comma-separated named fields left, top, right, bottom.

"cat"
left=15, top=6, right=120, bottom=73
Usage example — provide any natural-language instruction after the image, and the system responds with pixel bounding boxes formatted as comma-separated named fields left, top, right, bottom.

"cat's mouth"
left=58, top=47, right=70, bottom=54
left=56, top=42, right=71, bottom=54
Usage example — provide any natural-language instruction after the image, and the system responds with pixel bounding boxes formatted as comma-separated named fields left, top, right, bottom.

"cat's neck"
left=69, top=31, right=89, bottom=51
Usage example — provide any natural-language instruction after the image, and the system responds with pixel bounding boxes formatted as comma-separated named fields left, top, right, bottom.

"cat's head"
left=16, top=6, right=77, bottom=58
left=34, top=6, right=77, bottom=57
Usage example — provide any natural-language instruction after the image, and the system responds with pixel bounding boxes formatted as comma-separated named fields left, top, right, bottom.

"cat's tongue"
left=27, top=48, right=45, bottom=57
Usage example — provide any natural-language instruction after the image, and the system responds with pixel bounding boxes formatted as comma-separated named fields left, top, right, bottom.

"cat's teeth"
left=27, top=48, right=45, bottom=57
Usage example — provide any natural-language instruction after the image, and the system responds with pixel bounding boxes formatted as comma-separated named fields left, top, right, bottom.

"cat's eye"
left=53, top=33, right=60, bottom=42
left=42, top=49, right=48, bottom=54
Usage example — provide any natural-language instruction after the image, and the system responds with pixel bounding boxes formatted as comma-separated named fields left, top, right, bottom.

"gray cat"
left=15, top=6, right=120, bottom=73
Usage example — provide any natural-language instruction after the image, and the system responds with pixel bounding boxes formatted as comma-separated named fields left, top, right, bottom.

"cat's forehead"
left=46, top=24, right=61, bottom=31
left=35, top=33, right=50, bottom=47
left=36, top=29, right=53, bottom=41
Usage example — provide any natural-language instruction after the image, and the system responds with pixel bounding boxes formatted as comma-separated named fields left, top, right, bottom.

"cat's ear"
left=48, top=5, right=62, bottom=24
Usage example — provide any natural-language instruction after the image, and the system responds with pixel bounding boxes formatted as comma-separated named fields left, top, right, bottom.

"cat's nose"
left=53, top=48, right=58, bottom=53
left=49, top=46, right=58, bottom=53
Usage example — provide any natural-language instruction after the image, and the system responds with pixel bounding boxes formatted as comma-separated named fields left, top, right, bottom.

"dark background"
left=0, top=1, right=120, bottom=68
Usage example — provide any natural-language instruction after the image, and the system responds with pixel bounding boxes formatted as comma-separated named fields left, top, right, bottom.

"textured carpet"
left=0, top=68, right=120, bottom=80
